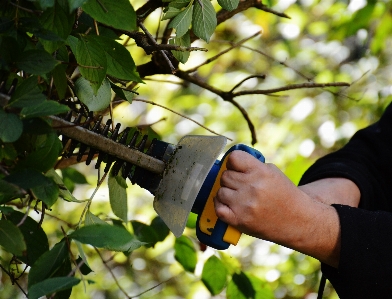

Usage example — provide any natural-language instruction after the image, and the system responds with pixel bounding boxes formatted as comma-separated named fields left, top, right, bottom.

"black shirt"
left=299, top=103, right=392, bottom=298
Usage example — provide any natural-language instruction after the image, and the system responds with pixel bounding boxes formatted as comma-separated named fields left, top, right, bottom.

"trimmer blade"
left=153, top=135, right=227, bottom=237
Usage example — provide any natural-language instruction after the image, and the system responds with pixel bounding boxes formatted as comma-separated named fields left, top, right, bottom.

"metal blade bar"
left=49, top=115, right=166, bottom=174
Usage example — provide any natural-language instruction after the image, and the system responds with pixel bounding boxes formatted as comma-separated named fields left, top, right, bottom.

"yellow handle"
left=199, top=156, right=242, bottom=245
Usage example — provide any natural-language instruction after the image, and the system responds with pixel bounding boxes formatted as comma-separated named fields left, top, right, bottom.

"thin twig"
left=137, top=117, right=167, bottom=128
left=94, top=20, right=100, bottom=35
left=185, top=31, right=262, bottom=74
left=143, top=77, right=186, bottom=85
left=129, top=275, right=178, bottom=298
left=239, top=44, right=313, bottom=82
left=133, top=98, right=233, bottom=141
left=76, top=173, right=108, bottom=229
left=39, top=210, right=76, bottom=228
left=16, top=200, right=32, bottom=227
left=138, top=21, right=177, bottom=73
left=229, top=75, right=266, bottom=93
left=232, top=82, right=351, bottom=96
left=0, top=264, right=28, bottom=297
left=0, top=164, right=10, bottom=176
left=38, top=202, right=46, bottom=227
left=8, top=1, right=43, bottom=15
left=95, top=248, right=131, bottom=299
left=175, top=70, right=256, bottom=142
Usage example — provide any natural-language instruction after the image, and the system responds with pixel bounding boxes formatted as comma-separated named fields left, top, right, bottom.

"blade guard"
left=195, top=145, right=265, bottom=250
left=153, top=135, right=227, bottom=237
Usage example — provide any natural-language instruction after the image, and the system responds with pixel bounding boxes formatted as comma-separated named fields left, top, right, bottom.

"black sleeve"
left=298, top=103, right=392, bottom=298
left=321, top=205, right=392, bottom=298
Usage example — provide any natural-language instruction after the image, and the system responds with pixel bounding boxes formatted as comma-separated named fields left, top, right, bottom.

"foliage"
left=1, top=0, right=392, bottom=298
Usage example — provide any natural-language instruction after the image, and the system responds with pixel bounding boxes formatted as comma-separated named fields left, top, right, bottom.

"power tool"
left=51, top=114, right=266, bottom=250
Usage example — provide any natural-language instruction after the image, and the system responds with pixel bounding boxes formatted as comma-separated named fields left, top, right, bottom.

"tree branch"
left=175, top=70, right=258, bottom=144
left=233, top=82, right=351, bottom=96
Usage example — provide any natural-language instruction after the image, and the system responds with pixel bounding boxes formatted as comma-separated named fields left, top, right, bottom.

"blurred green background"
left=2, top=0, right=392, bottom=298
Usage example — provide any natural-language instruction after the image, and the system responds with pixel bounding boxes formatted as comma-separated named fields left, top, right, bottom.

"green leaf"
left=162, top=7, right=181, bottom=20
left=174, top=235, right=197, bottom=272
left=108, top=172, right=128, bottom=222
left=0, top=206, right=15, bottom=214
left=38, top=0, right=55, bottom=10
left=371, top=13, right=392, bottom=54
left=169, top=3, right=193, bottom=38
left=0, top=110, right=23, bottom=142
left=89, top=35, right=142, bottom=82
left=110, top=83, right=136, bottom=103
left=0, top=219, right=26, bottom=256
left=0, top=36, right=22, bottom=67
left=66, top=35, right=79, bottom=51
left=82, top=0, right=137, bottom=32
left=52, top=45, right=69, bottom=99
left=28, top=241, right=68, bottom=287
left=201, top=256, right=228, bottom=295
left=16, top=49, right=59, bottom=75
left=76, top=256, right=93, bottom=275
left=227, top=272, right=255, bottom=299
left=28, top=277, right=80, bottom=299
left=50, top=256, right=73, bottom=299
left=22, top=118, right=53, bottom=135
left=75, top=76, right=111, bottom=111
left=75, top=240, right=92, bottom=273
left=39, top=1, right=74, bottom=53
left=131, top=220, right=158, bottom=247
left=84, top=211, right=109, bottom=226
left=217, top=0, right=239, bottom=11
left=20, top=100, right=70, bottom=119
left=168, top=0, right=191, bottom=9
left=31, top=176, right=59, bottom=207
left=186, top=211, right=197, bottom=228
left=192, top=0, right=217, bottom=43
left=52, top=65, right=68, bottom=100
left=247, top=274, right=274, bottom=299
left=6, top=210, right=49, bottom=266
left=5, top=168, right=48, bottom=190
left=150, top=216, right=170, bottom=242
left=68, top=0, right=89, bottom=12
left=69, top=224, right=142, bottom=252
left=0, top=180, right=25, bottom=204
left=15, top=132, right=62, bottom=173
left=8, top=76, right=46, bottom=108
left=170, top=31, right=191, bottom=64
left=60, top=167, right=88, bottom=193
left=73, top=35, right=107, bottom=93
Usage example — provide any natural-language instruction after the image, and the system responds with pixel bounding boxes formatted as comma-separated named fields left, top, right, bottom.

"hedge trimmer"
left=1, top=79, right=265, bottom=250
left=51, top=111, right=265, bottom=250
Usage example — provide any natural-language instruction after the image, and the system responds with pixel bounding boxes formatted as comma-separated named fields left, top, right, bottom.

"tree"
left=1, top=0, right=391, bottom=298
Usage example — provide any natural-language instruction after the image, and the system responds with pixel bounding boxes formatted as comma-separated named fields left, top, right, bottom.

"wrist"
left=271, top=191, right=341, bottom=268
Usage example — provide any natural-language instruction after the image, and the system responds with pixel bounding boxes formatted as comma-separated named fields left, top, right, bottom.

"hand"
left=214, top=150, right=341, bottom=267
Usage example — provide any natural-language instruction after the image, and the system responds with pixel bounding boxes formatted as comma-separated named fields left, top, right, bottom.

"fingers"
left=220, top=168, right=243, bottom=190
left=214, top=187, right=238, bottom=225
left=226, top=150, right=263, bottom=173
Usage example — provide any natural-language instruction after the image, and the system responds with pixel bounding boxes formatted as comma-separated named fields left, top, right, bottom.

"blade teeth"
left=58, top=113, right=155, bottom=181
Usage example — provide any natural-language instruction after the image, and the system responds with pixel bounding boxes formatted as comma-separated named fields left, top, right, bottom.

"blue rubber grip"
left=194, top=144, right=265, bottom=250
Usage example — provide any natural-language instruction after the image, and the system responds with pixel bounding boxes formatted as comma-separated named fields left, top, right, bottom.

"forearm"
left=286, top=178, right=360, bottom=267
left=274, top=192, right=341, bottom=268
left=298, top=178, right=360, bottom=207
